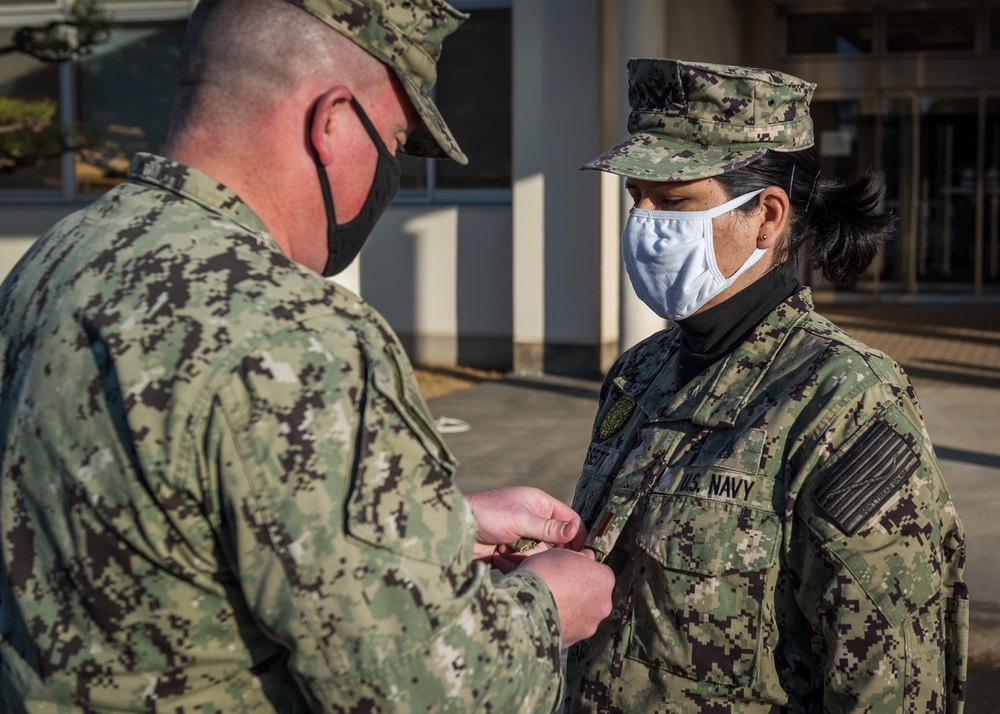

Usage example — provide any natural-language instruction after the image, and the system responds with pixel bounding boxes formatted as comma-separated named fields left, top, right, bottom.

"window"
left=991, top=3, right=1000, bottom=51
left=0, top=2, right=187, bottom=200
left=886, top=7, right=976, bottom=53
left=398, top=2, right=511, bottom=202
left=785, top=11, right=872, bottom=55
left=0, top=25, right=61, bottom=191
left=810, top=99, right=879, bottom=184
left=0, top=1, right=510, bottom=203
left=75, top=21, right=185, bottom=195
left=781, top=3, right=995, bottom=58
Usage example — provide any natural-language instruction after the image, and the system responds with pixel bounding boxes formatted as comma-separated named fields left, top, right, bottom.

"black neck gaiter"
left=675, top=261, right=801, bottom=386
left=311, top=96, right=401, bottom=277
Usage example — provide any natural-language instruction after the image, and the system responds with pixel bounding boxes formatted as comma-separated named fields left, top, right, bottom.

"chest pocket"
left=627, top=492, right=781, bottom=688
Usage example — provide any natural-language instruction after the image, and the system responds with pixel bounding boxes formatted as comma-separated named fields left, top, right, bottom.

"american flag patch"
left=814, top=420, right=920, bottom=536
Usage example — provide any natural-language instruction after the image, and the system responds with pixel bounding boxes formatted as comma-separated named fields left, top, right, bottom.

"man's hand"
left=518, top=548, right=614, bottom=648
left=464, top=487, right=587, bottom=562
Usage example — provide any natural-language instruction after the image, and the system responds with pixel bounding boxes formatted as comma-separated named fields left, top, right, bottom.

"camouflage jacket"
left=566, top=289, right=968, bottom=713
left=0, top=154, right=564, bottom=713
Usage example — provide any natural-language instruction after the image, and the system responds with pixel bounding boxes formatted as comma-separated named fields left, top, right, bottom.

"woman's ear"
left=757, top=186, right=789, bottom=249
left=308, top=86, right=354, bottom=167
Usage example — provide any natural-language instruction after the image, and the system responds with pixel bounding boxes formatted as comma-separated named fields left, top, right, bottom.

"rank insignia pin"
left=598, top=395, right=636, bottom=440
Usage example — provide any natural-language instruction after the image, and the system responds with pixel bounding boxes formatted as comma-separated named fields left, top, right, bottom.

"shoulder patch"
left=814, top=419, right=920, bottom=536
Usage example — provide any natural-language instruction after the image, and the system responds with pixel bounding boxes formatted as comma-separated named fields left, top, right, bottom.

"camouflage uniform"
left=0, top=154, right=564, bottom=712
left=567, top=59, right=968, bottom=712
left=565, top=289, right=968, bottom=713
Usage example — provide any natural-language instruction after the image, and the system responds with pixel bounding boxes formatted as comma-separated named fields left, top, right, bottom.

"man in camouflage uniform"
left=565, top=59, right=968, bottom=712
left=0, top=0, right=614, bottom=710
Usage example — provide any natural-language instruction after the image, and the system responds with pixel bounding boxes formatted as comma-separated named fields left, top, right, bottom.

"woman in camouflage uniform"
left=565, top=58, right=968, bottom=713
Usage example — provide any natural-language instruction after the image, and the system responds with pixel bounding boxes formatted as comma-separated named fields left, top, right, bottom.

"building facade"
left=1, top=0, right=998, bottom=375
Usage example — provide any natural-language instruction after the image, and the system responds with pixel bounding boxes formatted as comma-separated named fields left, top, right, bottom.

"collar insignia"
left=599, top=395, right=636, bottom=440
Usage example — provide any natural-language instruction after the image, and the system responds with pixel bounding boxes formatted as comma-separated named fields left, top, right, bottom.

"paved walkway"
left=429, top=300, right=1000, bottom=711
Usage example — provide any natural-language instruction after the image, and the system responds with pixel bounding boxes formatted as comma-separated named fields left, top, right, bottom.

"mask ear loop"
left=788, top=165, right=796, bottom=201
left=308, top=100, right=341, bottom=275
left=804, top=170, right=822, bottom=213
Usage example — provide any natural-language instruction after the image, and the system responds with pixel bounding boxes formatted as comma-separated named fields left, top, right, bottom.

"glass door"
left=881, top=96, right=981, bottom=294
left=810, top=98, right=882, bottom=292
left=813, top=94, right=1000, bottom=298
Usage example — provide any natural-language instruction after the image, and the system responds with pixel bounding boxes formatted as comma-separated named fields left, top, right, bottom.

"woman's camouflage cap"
left=287, top=0, right=469, bottom=164
left=584, top=58, right=816, bottom=182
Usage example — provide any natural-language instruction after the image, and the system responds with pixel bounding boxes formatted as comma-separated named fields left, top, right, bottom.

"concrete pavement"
left=427, top=300, right=1000, bottom=711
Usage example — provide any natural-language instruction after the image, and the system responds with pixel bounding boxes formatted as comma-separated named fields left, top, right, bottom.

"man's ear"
left=757, top=186, right=789, bottom=249
left=309, top=86, right=354, bottom=167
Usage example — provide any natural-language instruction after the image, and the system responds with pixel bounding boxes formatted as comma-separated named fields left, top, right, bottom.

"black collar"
left=675, top=262, right=800, bottom=386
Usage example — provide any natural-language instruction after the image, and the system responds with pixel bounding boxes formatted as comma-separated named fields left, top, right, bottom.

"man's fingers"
left=492, top=549, right=524, bottom=574
left=537, top=516, right=580, bottom=545
left=543, top=497, right=583, bottom=525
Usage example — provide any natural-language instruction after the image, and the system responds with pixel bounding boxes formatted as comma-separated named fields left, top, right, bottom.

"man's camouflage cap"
left=287, top=0, right=469, bottom=164
left=584, top=58, right=816, bottom=182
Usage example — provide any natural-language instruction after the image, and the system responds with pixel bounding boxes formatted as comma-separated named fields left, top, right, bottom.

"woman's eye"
left=657, top=198, right=681, bottom=209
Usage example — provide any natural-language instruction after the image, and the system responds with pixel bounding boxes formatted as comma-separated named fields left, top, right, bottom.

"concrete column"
left=512, top=0, right=547, bottom=374
left=615, top=0, right=669, bottom=352
left=512, top=0, right=603, bottom=375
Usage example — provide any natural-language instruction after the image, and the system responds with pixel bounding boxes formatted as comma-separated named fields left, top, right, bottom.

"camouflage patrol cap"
left=584, top=58, right=816, bottom=182
left=287, top=0, right=469, bottom=164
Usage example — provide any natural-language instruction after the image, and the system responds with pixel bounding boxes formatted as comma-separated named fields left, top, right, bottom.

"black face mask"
left=311, top=96, right=401, bottom=277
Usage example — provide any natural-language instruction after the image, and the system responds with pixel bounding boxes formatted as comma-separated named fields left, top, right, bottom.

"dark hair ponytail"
left=714, top=148, right=895, bottom=284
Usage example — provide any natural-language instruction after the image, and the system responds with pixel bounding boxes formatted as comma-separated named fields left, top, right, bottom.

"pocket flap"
left=638, top=495, right=780, bottom=575
left=362, top=341, right=456, bottom=467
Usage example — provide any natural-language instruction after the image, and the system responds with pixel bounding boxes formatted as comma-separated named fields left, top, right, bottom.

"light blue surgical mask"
left=621, top=189, right=766, bottom=321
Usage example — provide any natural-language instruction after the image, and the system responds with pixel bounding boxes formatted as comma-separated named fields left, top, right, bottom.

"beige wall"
left=362, top=204, right=514, bottom=370
left=0, top=235, right=37, bottom=278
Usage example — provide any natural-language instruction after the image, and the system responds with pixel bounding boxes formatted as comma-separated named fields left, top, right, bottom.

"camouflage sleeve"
left=206, top=319, right=564, bottom=712
left=789, top=384, right=968, bottom=713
